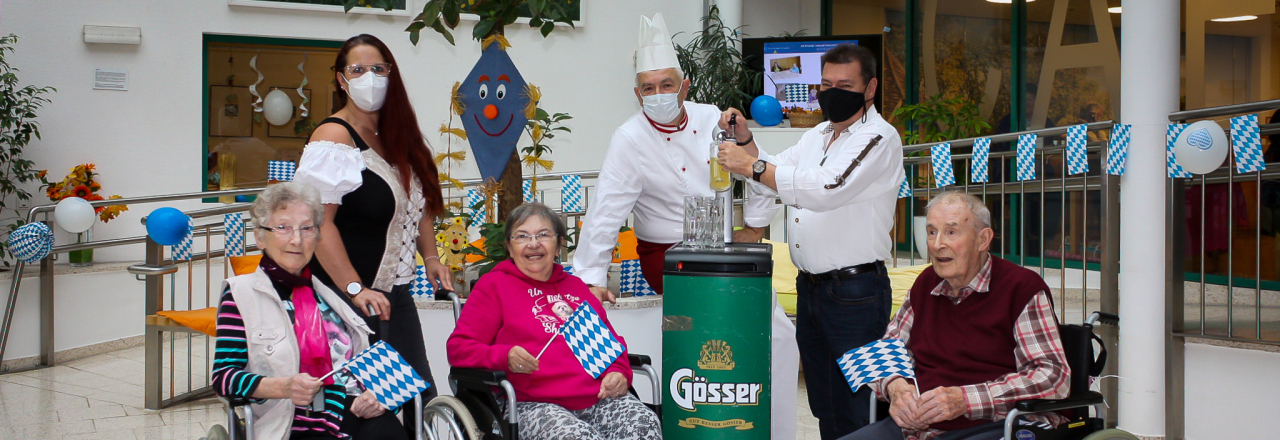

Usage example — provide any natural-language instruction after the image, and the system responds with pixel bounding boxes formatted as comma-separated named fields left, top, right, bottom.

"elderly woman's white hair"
left=925, top=191, right=992, bottom=230
left=249, top=182, right=325, bottom=236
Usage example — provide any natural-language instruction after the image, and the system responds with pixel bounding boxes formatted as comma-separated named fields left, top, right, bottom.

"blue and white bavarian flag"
left=838, top=338, right=915, bottom=392
left=1066, top=124, right=1088, bottom=175
left=971, top=138, right=991, bottom=183
left=1230, top=114, right=1265, bottom=173
left=560, top=304, right=625, bottom=379
left=1016, top=134, right=1038, bottom=181
left=345, top=341, right=430, bottom=411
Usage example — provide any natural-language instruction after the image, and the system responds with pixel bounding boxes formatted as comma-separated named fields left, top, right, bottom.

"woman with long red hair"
left=296, top=33, right=448, bottom=437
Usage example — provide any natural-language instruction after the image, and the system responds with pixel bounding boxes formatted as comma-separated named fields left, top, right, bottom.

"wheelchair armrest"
left=628, top=353, right=652, bottom=368
left=1014, top=391, right=1105, bottom=413
left=450, top=366, right=510, bottom=387
left=218, top=394, right=252, bottom=408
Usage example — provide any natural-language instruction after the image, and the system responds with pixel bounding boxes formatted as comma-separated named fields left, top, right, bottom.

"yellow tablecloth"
left=765, top=239, right=928, bottom=317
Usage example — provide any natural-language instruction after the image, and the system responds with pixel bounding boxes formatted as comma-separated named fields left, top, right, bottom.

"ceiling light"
left=1108, top=7, right=1121, bottom=13
left=1211, top=16, right=1258, bottom=22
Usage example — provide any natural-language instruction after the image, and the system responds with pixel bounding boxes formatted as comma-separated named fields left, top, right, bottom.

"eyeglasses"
left=341, top=63, right=393, bottom=78
left=510, top=232, right=556, bottom=245
left=261, top=224, right=320, bottom=238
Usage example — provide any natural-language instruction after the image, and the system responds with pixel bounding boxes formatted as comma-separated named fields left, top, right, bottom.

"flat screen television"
left=741, top=34, right=883, bottom=120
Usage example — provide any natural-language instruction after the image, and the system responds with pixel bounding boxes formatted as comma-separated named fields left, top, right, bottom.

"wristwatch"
left=751, top=159, right=768, bottom=182
left=345, top=281, right=364, bottom=296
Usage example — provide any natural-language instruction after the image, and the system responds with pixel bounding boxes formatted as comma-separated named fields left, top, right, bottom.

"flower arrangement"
left=39, top=164, right=128, bottom=222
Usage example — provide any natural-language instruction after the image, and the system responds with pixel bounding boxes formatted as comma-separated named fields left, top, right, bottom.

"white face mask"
left=343, top=73, right=388, bottom=112
left=642, top=92, right=683, bottom=123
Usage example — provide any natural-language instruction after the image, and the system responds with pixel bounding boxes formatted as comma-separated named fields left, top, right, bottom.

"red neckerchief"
left=645, top=111, right=688, bottom=134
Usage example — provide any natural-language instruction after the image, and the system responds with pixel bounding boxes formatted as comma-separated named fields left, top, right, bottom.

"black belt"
left=799, top=261, right=884, bottom=284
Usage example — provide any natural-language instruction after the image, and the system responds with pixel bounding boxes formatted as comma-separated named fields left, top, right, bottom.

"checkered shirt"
left=869, top=256, right=1070, bottom=440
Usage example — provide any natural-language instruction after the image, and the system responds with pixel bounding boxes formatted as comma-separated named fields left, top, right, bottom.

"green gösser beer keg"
left=663, top=243, right=773, bottom=439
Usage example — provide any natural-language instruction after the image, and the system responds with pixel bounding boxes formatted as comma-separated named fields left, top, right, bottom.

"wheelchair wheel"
left=1082, top=428, right=1141, bottom=440
left=205, top=424, right=230, bottom=440
left=424, top=395, right=484, bottom=440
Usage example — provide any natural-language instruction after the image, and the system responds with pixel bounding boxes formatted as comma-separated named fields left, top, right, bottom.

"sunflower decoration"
left=38, top=164, right=130, bottom=223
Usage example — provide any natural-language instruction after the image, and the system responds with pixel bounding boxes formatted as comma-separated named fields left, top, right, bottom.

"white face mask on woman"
left=343, top=73, right=388, bottom=112
left=642, top=91, right=683, bottom=123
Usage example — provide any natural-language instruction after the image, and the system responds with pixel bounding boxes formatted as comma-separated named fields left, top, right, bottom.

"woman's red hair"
left=333, top=34, right=443, bottom=218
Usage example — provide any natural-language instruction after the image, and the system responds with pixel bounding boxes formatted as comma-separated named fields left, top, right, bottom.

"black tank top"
left=307, top=117, right=398, bottom=290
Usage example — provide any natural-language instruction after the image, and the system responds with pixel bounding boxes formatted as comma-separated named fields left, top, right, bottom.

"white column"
left=1118, top=0, right=1179, bottom=437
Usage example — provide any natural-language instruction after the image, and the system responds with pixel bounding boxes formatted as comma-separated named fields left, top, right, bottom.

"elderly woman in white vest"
left=211, top=181, right=407, bottom=440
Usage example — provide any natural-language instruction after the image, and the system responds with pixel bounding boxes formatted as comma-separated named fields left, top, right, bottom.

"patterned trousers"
left=513, top=395, right=661, bottom=440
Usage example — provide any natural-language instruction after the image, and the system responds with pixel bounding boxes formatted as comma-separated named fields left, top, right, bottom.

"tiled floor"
left=1, top=344, right=822, bottom=440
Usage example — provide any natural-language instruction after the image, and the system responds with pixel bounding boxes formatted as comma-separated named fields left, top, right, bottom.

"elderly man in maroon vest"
left=841, top=192, right=1071, bottom=440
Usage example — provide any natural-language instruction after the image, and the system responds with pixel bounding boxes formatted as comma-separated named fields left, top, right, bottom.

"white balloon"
left=54, top=197, right=96, bottom=233
left=263, top=89, right=294, bottom=126
left=1175, top=120, right=1229, bottom=174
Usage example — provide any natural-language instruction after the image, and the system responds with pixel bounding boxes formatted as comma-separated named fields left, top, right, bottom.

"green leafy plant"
left=0, top=34, right=55, bottom=267
left=891, top=93, right=991, bottom=145
left=674, top=5, right=761, bottom=111
left=344, top=0, right=577, bottom=45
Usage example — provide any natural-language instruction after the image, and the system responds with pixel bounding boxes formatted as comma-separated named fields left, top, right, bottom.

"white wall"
left=0, top=0, right=706, bottom=262
left=1184, top=343, right=1280, bottom=439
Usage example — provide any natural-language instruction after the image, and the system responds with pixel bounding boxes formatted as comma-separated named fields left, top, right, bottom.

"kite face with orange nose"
left=460, top=44, right=530, bottom=183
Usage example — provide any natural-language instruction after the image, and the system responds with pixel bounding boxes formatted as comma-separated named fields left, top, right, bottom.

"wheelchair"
left=418, top=291, right=661, bottom=440
left=999, top=311, right=1137, bottom=440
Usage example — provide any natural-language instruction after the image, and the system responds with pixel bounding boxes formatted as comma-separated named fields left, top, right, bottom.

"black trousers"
left=795, top=263, right=893, bottom=440
left=290, top=394, right=409, bottom=440
left=362, top=283, right=437, bottom=438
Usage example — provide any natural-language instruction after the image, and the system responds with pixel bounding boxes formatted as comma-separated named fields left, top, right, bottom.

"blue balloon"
left=147, top=207, right=191, bottom=246
left=8, top=222, right=54, bottom=263
left=751, top=95, right=784, bottom=127
left=234, top=195, right=251, bottom=203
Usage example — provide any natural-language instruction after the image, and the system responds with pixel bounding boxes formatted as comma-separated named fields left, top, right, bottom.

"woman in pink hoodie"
left=447, top=203, right=662, bottom=440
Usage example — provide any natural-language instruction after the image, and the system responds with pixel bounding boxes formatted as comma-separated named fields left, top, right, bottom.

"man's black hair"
left=820, top=43, right=877, bottom=84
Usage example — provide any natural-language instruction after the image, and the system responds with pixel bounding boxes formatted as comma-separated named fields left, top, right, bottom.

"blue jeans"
left=796, top=263, right=892, bottom=440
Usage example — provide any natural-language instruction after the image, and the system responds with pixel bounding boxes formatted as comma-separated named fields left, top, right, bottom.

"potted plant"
left=892, top=93, right=990, bottom=260
left=673, top=5, right=761, bottom=112
left=0, top=34, right=55, bottom=269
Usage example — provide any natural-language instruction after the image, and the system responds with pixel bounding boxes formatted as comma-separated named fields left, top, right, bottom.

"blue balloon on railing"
left=750, top=95, right=784, bottom=127
left=8, top=222, right=55, bottom=263
left=146, top=207, right=190, bottom=246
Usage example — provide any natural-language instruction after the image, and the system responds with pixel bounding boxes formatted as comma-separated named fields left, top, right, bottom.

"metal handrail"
left=1169, top=99, right=1280, bottom=122
left=0, top=188, right=259, bottom=370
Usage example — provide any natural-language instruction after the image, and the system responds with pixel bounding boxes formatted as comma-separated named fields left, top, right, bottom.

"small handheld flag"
left=838, top=338, right=917, bottom=394
left=559, top=304, right=625, bottom=379
left=341, top=341, right=430, bottom=411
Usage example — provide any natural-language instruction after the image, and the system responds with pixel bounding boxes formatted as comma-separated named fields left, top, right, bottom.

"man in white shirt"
left=718, top=43, right=905, bottom=440
left=573, top=13, right=800, bottom=439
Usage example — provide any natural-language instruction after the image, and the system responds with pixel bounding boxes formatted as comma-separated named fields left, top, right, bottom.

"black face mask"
left=817, top=86, right=870, bottom=124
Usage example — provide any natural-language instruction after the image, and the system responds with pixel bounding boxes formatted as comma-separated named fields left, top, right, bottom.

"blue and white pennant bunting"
left=559, top=304, right=626, bottom=379
left=1106, top=124, right=1131, bottom=176
left=1230, top=114, right=1265, bottom=173
left=523, top=179, right=536, bottom=203
left=971, top=138, right=991, bottom=183
left=173, top=217, right=194, bottom=261
left=897, top=173, right=912, bottom=198
left=225, top=213, right=244, bottom=257
left=1166, top=124, right=1193, bottom=178
left=466, top=188, right=486, bottom=223
left=562, top=175, right=583, bottom=213
left=930, top=142, right=955, bottom=187
left=1067, top=124, right=1088, bottom=175
left=409, top=265, right=435, bottom=298
left=267, top=161, right=296, bottom=182
left=619, top=259, right=657, bottom=297
left=1016, top=134, right=1038, bottom=181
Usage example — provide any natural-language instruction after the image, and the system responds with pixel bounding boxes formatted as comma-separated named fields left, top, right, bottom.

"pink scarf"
left=260, top=256, right=333, bottom=385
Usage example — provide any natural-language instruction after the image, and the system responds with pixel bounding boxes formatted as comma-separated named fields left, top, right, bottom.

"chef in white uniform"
left=570, top=12, right=801, bottom=440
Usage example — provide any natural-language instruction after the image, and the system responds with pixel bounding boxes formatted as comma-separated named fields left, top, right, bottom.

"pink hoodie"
left=446, top=259, right=632, bottom=410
